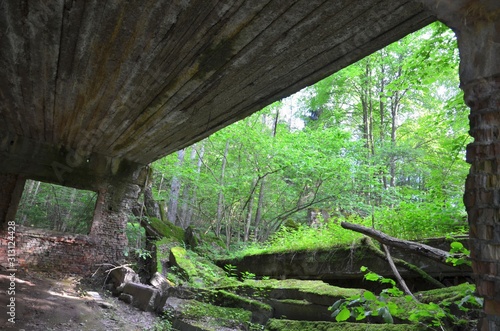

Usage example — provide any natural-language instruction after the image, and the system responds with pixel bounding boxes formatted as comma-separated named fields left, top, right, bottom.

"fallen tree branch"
left=341, top=222, right=451, bottom=264
left=362, top=237, right=445, bottom=289
left=382, top=244, right=417, bottom=301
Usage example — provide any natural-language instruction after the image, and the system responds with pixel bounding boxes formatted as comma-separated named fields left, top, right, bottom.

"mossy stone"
left=148, top=217, right=184, bottom=241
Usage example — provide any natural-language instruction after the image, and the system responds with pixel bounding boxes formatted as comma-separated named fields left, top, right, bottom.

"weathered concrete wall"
left=218, top=238, right=472, bottom=290
left=0, top=180, right=143, bottom=275
left=0, top=226, right=94, bottom=274
left=0, top=205, right=130, bottom=275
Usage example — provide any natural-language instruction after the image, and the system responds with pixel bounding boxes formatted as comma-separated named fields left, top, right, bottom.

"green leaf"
left=364, top=272, right=380, bottom=282
left=363, top=291, right=377, bottom=301
left=335, top=308, right=351, bottom=322
left=450, top=241, right=464, bottom=250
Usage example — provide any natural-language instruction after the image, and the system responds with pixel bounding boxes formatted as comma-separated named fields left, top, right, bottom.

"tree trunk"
left=244, top=178, right=257, bottom=242
left=187, top=143, right=204, bottom=225
left=167, top=149, right=185, bottom=225
left=179, top=146, right=197, bottom=229
left=253, top=179, right=266, bottom=241
left=216, top=141, right=229, bottom=237
left=379, top=60, right=388, bottom=190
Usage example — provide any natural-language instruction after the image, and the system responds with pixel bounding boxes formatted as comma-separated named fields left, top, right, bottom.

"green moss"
left=155, top=237, right=181, bottom=274
left=238, top=279, right=361, bottom=298
left=148, top=217, right=185, bottom=241
left=265, top=319, right=423, bottom=331
left=169, top=246, right=235, bottom=287
left=416, top=282, right=475, bottom=303
left=181, top=300, right=252, bottom=330
left=208, top=289, right=273, bottom=312
left=170, top=246, right=200, bottom=282
left=278, top=299, right=311, bottom=306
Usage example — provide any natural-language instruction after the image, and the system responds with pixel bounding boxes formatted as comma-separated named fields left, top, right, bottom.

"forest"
left=16, top=21, right=470, bottom=255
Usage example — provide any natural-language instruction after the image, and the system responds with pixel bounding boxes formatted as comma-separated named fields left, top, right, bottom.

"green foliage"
left=126, top=220, right=145, bottom=246
left=241, top=271, right=256, bottom=281
left=224, top=263, right=239, bottom=278
left=330, top=267, right=482, bottom=329
left=446, top=241, right=471, bottom=267
left=132, top=248, right=152, bottom=260
left=149, top=316, right=173, bottom=331
left=16, top=180, right=96, bottom=234
left=231, top=218, right=366, bottom=258
left=373, top=202, right=468, bottom=240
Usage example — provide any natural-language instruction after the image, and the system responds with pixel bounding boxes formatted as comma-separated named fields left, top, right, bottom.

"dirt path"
left=0, top=270, right=158, bottom=331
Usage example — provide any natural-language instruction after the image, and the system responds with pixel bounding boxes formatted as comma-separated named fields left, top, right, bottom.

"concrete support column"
left=0, top=173, right=26, bottom=228
left=89, top=182, right=142, bottom=263
left=464, top=75, right=500, bottom=329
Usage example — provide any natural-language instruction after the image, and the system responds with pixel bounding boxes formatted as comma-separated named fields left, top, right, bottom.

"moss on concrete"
left=148, top=217, right=184, bottom=241
left=209, top=289, right=273, bottom=312
left=265, top=319, right=423, bottom=331
left=180, top=299, right=252, bottom=330
left=169, top=246, right=236, bottom=287
left=278, top=298, right=311, bottom=306
left=228, top=279, right=360, bottom=298
left=416, top=282, right=475, bottom=303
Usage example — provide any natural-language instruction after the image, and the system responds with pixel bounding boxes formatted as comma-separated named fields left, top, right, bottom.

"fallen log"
left=361, top=237, right=445, bottom=289
left=382, top=243, right=417, bottom=300
left=340, top=222, right=452, bottom=265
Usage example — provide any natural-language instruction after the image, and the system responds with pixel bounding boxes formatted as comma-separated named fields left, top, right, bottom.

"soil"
left=0, top=269, right=159, bottom=331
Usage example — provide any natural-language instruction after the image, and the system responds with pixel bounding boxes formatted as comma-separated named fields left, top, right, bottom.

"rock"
left=122, top=282, right=162, bottom=312
left=109, top=266, right=140, bottom=292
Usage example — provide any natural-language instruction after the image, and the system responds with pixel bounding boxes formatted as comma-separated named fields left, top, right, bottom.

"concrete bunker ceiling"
left=0, top=0, right=435, bottom=186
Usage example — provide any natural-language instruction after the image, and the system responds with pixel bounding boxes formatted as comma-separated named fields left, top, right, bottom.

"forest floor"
left=0, top=269, right=158, bottom=331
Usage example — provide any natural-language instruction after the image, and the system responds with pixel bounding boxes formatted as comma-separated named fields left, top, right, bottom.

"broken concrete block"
left=149, top=272, right=174, bottom=312
left=149, top=272, right=173, bottom=294
left=122, top=282, right=161, bottom=312
left=109, top=266, right=140, bottom=292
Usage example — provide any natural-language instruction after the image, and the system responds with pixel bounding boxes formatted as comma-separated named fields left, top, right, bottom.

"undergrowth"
left=225, top=214, right=468, bottom=260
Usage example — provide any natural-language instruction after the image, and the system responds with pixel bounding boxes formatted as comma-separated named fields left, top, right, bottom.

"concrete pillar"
left=464, top=75, right=500, bottom=330
left=89, top=182, right=142, bottom=263
left=0, top=173, right=26, bottom=228
left=416, top=1, right=500, bottom=329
